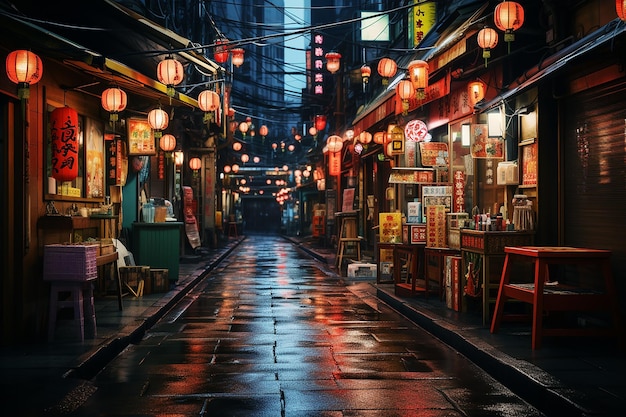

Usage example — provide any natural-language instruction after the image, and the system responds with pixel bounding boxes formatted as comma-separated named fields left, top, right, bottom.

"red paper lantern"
left=159, top=134, right=176, bottom=152
left=213, top=38, right=230, bottom=63
left=5, top=50, right=43, bottom=99
left=494, top=1, right=524, bottom=51
left=189, top=157, right=202, bottom=170
left=231, top=48, right=245, bottom=67
left=325, top=52, right=341, bottom=74
left=147, top=108, right=169, bottom=138
left=314, top=115, right=327, bottom=131
left=360, top=64, right=371, bottom=84
left=259, top=125, right=268, bottom=137
left=408, top=60, right=429, bottom=99
left=377, top=57, right=397, bottom=85
left=198, top=90, right=220, bottom=112
left=396, top=79, right=415, bottom=115
left=50, top=106, right=79, bottom=182
left=326, top=135, right=343, bottom=153
left=468, top=80, right=487, bottom=107
left=101, top=87, right=127, bottom=121
left=618, top=0, right=626, bottom=21
left=157, top=57, right=184, bottom=96
left=477, top=27, right=499, bottom=67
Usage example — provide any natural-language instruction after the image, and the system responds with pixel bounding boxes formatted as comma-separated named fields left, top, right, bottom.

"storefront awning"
left=477, top=18, right=626, bottom=112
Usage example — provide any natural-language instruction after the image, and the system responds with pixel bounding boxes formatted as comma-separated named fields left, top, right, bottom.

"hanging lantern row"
left=476, top=1, right=525, bottom=67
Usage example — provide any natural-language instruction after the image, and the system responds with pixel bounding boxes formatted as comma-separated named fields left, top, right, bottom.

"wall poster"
left=521, top=140, right=538, bottom=186
left=470, top=124, right=504, bottom=159
left=128, top=118, right=156, bottom=156
left=86, top=118, right=104, bottom=198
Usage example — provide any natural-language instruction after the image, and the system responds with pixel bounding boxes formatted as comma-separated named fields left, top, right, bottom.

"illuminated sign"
left=311, top=32, right=325, bottom=95
left=411, top=1, right=436, bottom=47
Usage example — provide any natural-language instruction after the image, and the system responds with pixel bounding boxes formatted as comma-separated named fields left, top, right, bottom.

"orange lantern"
left=617, top=0, right=626, bottom=21
left=50, top=106, right=79, bottom=182
left=232, top=141, right=242, bottom=151
left=232, top=163, right=240, bottom=173
left=408, top=60, right=429, bottom=99
left=241, top=154, right=249, bottom=163
left=259, top=125, right=268, bottom=138
left=213, top=38, right=230, bottom=63
left=147, top=108, right=169, bottom=138
left=373, top=131, right=385, bottom=144
left=477, top=27, right=499, bottom=67
left=325, top=52, right=341, bottom=74
left=468, top=80, right=487, bottom=108
left=358, top=131, right=372, bottom=144
left=198, top=89, right=220, bottom=123
left=5, top=50, right=43, bottom=99
left=101, top=87, right=127, bottom=122
left=159, top=134, right=176, bottom=158
left=377, top=57, right=397, bottom=85
left=238, top=120, right=249, bottom=137
left=230, top=48, right=245, bottom=67
left=157, top=57, right=184, bottom=97
left=361, top=64, right=371, bottom=83
left=494, top=1, right=524, bottom=52
left=326, top=135, right=343, bottom=153
left=396, top=79, right=415, bottom=115
left=189, top=157, right=201, bottom=170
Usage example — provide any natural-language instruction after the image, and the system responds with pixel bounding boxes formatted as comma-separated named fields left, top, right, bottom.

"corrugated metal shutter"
left=562, top=79, right=626, bottom=282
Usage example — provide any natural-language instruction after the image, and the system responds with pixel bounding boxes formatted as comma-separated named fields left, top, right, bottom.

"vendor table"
left=490, top=246, right=624, bottom=349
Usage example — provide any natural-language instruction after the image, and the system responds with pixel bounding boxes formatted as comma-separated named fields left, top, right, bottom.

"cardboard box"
left=347, top=263, right=377, bottom=278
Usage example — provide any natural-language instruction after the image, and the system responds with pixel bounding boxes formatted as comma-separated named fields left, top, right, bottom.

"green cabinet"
left=132, top=222, right=182, bottom=283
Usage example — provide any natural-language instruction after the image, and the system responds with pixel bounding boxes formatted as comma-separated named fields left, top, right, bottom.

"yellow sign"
left=411, top=1, right=436, bottom=47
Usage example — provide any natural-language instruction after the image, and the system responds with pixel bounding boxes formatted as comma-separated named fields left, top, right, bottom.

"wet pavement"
left=0, top=233, right=624, bottom=416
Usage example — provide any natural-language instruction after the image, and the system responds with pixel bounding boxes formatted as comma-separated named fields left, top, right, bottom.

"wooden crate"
left=150, top=268, right=169, bottom=293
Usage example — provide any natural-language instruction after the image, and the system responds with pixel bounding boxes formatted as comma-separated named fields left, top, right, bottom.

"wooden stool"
left=48, top=280, right=96, bottom=342
left=336, top=237, right=362, bottom=269
left=228, top=222, right=238, bottom=238
left=335, top=211, right=359, bottom=270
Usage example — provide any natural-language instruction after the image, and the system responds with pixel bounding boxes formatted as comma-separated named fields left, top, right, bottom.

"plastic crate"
left=43, top=244, right=98, bottom=281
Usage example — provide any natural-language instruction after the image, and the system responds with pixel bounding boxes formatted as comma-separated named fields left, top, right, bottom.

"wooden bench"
left=490, top=246, right=624, bottom=349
